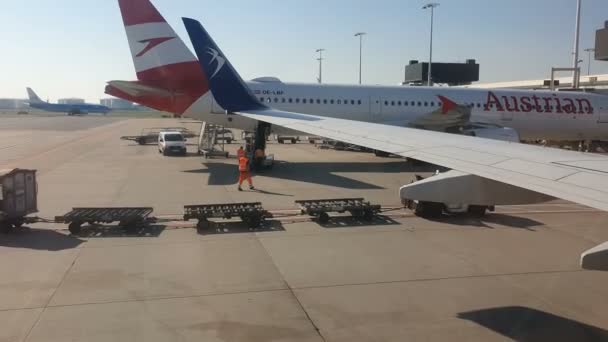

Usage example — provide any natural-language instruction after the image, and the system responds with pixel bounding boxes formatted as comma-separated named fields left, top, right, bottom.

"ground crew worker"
left=238, top=155, right=254, bottom=191
left=237, top=146, right=245, bottom=158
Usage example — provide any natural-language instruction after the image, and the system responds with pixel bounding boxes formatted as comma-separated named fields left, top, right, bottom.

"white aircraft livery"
left=106, top=0, right=608, bottom=143
left=190, top=15, right=608, bottom=269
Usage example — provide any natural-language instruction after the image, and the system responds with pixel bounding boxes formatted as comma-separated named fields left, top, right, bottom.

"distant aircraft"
left=106, top=0, right=608, bottom=146
left=26, top=87, right=110, bottom=115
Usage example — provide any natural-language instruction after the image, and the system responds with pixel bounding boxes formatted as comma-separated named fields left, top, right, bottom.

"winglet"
left=182, top=17, right=265, bottom=112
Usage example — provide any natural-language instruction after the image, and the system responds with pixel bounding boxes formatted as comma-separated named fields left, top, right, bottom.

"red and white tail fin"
left=106, top=0, right=208, bottom=115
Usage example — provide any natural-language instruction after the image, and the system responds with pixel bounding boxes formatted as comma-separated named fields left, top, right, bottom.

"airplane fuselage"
left=29, top=102, right=110, bottom=115
left=182, top=80, right=608, bottom=141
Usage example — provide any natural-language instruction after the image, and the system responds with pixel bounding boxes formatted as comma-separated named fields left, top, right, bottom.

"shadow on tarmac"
left=317, top=215, right=401, bottom=229
left=183, top=160, right=419, bottom=189
left=72, top=224, right=166, bottom=238
left=0, top=227, right=84, bottom=251
left=458, top=306, right=608, bottom=341
left=196, top=220, right=285, bottom=235
left=426, top=213, right=544, bottom=231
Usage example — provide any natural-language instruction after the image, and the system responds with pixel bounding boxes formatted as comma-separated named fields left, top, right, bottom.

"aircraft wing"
left=182, top=17, right=608, bottom=212
left=236, top=108, right=608, bottom=210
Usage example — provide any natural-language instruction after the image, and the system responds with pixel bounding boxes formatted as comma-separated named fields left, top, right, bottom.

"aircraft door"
left=370, top=96, right=382, bottom=122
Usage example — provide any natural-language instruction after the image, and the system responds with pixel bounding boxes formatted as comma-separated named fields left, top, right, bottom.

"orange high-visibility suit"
left=238, top=156, right=252, bottom=186
left=237, top=147, right=245, bottom=158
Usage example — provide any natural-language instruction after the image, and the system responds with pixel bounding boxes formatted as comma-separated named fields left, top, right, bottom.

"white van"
left=158, top=131, right=187, bottom=156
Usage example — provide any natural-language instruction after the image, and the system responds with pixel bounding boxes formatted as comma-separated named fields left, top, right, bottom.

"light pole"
left=316, top=49, right=325, bottom=83
left=422, top=3, right=439, bottom=86
left=584, top=48, right=595, bottom=75
left=572, top=0, right=582, bottom=88
left=354, top=32, right=366, bottom=84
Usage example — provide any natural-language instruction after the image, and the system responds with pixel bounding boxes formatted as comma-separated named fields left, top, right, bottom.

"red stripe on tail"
left=107, top=61, right=209, bottom=116
left=118, top=0, right=165, bottom=26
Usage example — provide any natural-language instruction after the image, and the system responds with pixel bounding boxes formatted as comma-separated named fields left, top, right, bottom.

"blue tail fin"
left=182, top=18, right=265, bottom=113
left=26, top=87, right=44, bottom=103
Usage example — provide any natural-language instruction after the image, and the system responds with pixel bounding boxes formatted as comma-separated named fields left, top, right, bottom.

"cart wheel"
left=68, top=222, right=82, bottom=235
left=120, top=220, right=141, bottom=233
left=318, top=212, right=330, bottom=224
left=13, top=219, right=24, bottom=228
left=363, top=210, right=374, bottom=221
left=467, top=205, right=487, bottom=217
left=196, top=219, right=209, bottom=232
left=415, top=201, right=443, bottom=219
left=246, top=215, right=262, bottom=229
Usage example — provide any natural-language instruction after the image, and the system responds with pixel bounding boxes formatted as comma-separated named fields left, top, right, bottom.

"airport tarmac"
left=1, top=115, right=608, bottom=341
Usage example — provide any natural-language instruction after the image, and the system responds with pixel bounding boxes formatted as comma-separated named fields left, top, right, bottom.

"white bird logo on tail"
left=207, top=48, right=226, bottom=79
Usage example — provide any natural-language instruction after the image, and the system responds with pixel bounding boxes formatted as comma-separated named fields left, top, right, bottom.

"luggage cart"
left=0, top=169, right=38, bottom=233
left=184, top=202, right=270, bottom=232
left=295, top=198, right=381, bottom=224
left=55, top=207, right=154, bottom=234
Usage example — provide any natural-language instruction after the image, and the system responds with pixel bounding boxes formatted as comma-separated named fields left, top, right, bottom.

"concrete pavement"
left=1, top=116, right=608, bottom=341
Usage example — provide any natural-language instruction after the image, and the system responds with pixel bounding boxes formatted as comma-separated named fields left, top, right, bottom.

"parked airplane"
left=26, top=87, right=110, bottom=115
left=106, top=0, right=608, bottom=145
left=184, top=16, right=608, bottom=270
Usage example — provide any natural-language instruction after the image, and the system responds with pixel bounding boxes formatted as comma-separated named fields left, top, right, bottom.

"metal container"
left=0, top=168, right=37, bottom=219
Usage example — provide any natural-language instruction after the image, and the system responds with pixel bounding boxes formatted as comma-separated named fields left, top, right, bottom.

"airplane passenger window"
left=357, top=100, right=362, bottom=105
left=274, top=98, right=278, bottom=103
left=260, top=97, right=264, bottom=102
left=330, top=99, right=334, bottom=104
left=323, top=99, right=327, bottom=104
left=289, top=98, right=293, bottom=103
left=282, top=98, right=286, bottom=103
left=417, top=102, right=421, bottom=106
left=296, top=98, right=300, bottom=103
left=397, top=101, right=401, bottom=106
left=303, top=99, right=307, bottom=104
left=405, top=101, right=408, bottom=106
left=351, top=100, right=355, bottom=105
left=391, top=101, right=395, bottom=106
left=317, top=99, right=321, bottom=104
left=338, top=100, right=342, bottom=104
left=310, top=99, right=314, bottom=103
left=384, top=101, right=388, bottom=106
left=424, top=102, right=428, bottom=106
left=411, top=101, right=415, bottom=106
left=344, top=100, right=348, bottom=105
left=267, top=98, right=272, bottom=103
left=477, top=103, right=481, bottom=108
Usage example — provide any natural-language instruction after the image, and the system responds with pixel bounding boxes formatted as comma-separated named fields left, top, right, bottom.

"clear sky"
left=1, top=0, right=607, bottom=102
